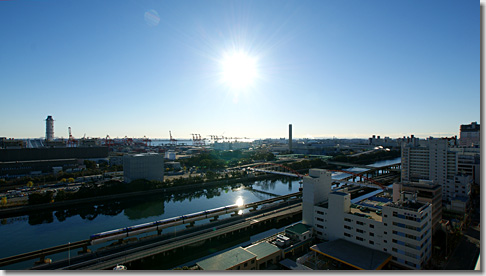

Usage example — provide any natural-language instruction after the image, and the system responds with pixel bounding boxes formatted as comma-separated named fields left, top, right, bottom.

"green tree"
left=84, top=160, right=97, bottom=170
left=68, top=178, right=75, bottom=183
left=54, top=190, right=67, bottom=202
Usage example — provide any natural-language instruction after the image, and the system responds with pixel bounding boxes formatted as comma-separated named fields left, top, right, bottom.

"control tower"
left=45, top=115, right=54, bottom=141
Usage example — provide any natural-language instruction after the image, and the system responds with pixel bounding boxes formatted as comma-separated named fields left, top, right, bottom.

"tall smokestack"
left=45, top=115, right=54, bottom=141
left=289, top=124, right=292, bottom=153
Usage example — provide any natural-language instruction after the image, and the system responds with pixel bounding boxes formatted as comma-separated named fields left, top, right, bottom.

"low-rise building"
left=196, top=246, right=257, bottom=270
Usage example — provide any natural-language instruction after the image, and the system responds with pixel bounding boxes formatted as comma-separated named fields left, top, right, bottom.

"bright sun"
left=221, top=51, right=257, bottom=89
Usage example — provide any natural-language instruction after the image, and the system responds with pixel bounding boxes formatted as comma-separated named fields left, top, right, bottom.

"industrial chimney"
left=289, top=124, right=292, bottom=153
left=45, top=115, right=54, bottom=141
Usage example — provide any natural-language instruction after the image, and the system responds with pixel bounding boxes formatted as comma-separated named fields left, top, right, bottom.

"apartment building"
left=401, top=137, right=473, bottom=206
left=459, top=122, right=480, bottom=147
left=393, top=180, right=442, bottom=233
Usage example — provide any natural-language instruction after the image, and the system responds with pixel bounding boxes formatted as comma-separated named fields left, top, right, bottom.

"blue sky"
left=0, top=0, right=479, bottom=140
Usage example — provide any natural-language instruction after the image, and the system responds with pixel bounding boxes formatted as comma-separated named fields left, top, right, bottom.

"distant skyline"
left=0, top=0, right=480, bottom=140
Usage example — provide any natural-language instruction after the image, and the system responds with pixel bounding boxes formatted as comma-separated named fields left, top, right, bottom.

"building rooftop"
left=196, top=247, right=256, bottom=270
left=387, top=200, right=428, bottom=212
left=310, top=239, right=391, bottom=270
left=349, top=206, right=383, bottom=222
left=244, top=242, right=281, bottom=261
left=285, top=223, right=312, bottom=236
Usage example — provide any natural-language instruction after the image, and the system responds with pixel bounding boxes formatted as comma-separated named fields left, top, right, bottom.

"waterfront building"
left=303, top=169, right=433, bottom=270
left=123, top=153, right=164, bottom=183
left=459, top=122, right=480, bottom=147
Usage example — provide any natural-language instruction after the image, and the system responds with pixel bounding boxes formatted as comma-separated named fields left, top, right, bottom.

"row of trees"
left=332, top=149, right=401, bottom=164
left=180, top=150, right=275, bottom=171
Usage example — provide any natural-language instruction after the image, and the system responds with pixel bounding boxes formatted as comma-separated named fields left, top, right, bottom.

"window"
left=344, top=225, right=352, bottom=230
left=316, top=217, right=324, bottom=222
left=251, top=260, right=255, bottom=264
left=316, top=231, right=323, bottom=235
left=369, top=232, right=374, bottom=237
left=317, top=211, right=324, bottom=215
left=344, top=233, right=351, bottom=237
left=357, top=229, right=364, bottom=234
left=370, top=224, right=375, bottom=228
left=356, top=237, right=364, bottom=241
left=357, top=221, right=364, bottom=225
left=244, top=263, right=248, bottom=267
left=392, top=248, right=397, bottom=252
left=316, top=224, right=324, bottom=229
left=369, top=240, right=374, bottom=245
left=345, top=218, right=352, bottom=222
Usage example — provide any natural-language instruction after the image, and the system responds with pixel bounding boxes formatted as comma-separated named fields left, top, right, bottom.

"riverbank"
left=0, top=174, right=282, bottom=219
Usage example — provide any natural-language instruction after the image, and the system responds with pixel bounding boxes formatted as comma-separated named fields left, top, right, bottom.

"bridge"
left=0, top=192, right=302, bottom=269
left=247, top=162, right=401, bottom=190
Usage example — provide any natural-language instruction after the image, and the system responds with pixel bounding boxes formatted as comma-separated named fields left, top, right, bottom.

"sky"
left=0, top=0, right=480, bottom=140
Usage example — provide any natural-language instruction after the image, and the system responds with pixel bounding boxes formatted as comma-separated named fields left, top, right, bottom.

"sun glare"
left=221, top=51, right=257, bottom=89
left=235, top=196, right=244, bottom=207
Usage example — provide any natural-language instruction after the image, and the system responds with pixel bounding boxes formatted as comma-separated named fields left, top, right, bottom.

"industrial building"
left=302, top=169, right=433, bottom=270
left=123, top=153, right=164, bottom=183
left=0, top=147, right=109, bottom=178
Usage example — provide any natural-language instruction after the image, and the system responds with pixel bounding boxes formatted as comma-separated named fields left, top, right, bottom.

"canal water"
left=0, top=157, right=400, bottom=269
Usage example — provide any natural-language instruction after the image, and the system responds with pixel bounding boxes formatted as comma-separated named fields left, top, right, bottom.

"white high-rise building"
left=401, top=137, right=473, bottom=204
left=303, top=169, right=433, bottom=270
left=123, top=153, right=164, bottom=183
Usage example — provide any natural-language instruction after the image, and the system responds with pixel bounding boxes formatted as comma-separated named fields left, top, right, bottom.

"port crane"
left=67, top=127, right=77, bottom=147
left=169, top=131, right=177, bottom=145
left=191, top=133, right=205, bottom=146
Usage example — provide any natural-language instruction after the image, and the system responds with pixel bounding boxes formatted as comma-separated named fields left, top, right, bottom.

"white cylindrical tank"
left=45, top=115, right=54, bottom=141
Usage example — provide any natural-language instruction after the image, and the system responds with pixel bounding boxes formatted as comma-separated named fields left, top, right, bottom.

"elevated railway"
left=0, top=192, right=301, bottom=269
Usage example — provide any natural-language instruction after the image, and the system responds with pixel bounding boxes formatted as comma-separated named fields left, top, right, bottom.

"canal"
left=0, top=157, right=400, bottom=269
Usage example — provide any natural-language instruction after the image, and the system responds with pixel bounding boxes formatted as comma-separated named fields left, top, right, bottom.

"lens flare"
left=144, top=9, right=160, bottom=27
